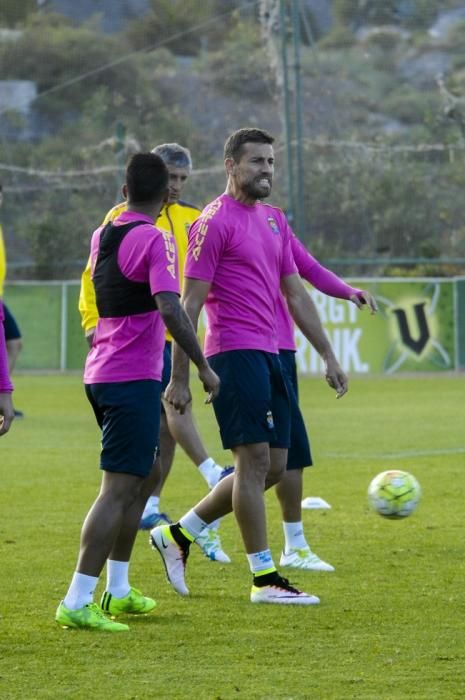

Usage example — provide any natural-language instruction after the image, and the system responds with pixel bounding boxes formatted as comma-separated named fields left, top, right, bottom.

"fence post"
left=60, top=282, right=68, bottom=371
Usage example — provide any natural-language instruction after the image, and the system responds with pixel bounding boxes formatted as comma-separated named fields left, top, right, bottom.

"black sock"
left=170, top=523, right=191, bottom=549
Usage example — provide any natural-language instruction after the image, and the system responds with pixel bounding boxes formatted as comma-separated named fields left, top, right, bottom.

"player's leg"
left=276, top=350, right=334, bottom=572
left=139, top=341, right=177, bottom=529
left=162, top=340, right=227, bottom=490
left=141, top=341, right=230, bottom=558
left=164, top=398, right=226, bottom=488
left=76, top=470, right=144, bottom=577
left=57, top=380, right=160, bottom=631
left=139, top=411, right=176, bottom=528
left=151, top=351, right=318, bottom=604
left=248, top=355, right=319, bottom=604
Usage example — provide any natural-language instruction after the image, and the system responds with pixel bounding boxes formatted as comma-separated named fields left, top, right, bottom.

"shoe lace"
left=274, top=575, right=301, bottom=594
left=196, top=529, right=216, bottom=551
left=86, top=603, right=109, bottom=619
left=206, top=529, right=222, bottom=551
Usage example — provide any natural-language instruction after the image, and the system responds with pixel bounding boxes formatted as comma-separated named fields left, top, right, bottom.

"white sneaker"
left=195, top=526, right=231, bottom=563
left=251, top=574, right=320, bottom=605
left=150, top=525, right=190, bottom=596
left=280, top=546, right=335, bottom=572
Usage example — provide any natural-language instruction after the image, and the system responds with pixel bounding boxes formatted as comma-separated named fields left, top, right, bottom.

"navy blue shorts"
left=161, top=341, right=172, bottom=392
left=208, top=350, right=291, bottom=450
left=279, top=350, right=312, bottom=470
left=85, top=380, right=162, bottom=478
left=2, top=304, right=21, bottom=341
left=160, top=341, right=172, bottom=416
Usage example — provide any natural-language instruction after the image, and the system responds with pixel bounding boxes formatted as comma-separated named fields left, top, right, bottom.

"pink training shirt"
left=84, top=211, right=180, bottom=384
left=0, top=302, right=13, bottom=393
left=185, top=194, right=297, bottom=356
left=277, top=232, right=363, bottom=350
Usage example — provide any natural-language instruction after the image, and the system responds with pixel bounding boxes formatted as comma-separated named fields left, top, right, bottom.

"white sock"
left=247, top=549, right=275, bottom=574
left=142, top=495, right=160, bottom=518
left=179, top=509, right=209, bottom=540
left=106, top=559, right=130, bottom=598
left=63, top=572, right=99, bottom=610
left=283, top=521, right=308, bottom=553
left=198, top=458, right=223, bottom=489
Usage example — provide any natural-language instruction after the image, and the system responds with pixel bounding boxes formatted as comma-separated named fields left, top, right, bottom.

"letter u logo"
left=392, top=303, right=430, bottom=355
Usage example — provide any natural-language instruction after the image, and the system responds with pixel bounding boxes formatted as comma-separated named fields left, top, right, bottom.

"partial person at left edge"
left=0, top=300, right=14, bottom=436
left=0, top=183, right=24, bottom=418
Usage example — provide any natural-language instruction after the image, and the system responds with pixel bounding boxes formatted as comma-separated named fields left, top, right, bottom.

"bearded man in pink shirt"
left=55, top=153, right=219, bottom=631
left=151, top=128, right=348, bottom=605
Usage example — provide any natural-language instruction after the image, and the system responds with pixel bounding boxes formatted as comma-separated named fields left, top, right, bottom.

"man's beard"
left=243, top=179, right=272, bottom=200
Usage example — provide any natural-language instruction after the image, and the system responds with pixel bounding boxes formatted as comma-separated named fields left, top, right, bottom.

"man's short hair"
left=126, top=153, right=169, bottom=204
left=224, top=128, right=274, bottom=162
left=151, top=143, right=193, bottom=171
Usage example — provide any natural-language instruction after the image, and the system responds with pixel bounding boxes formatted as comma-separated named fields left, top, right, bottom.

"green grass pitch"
left=1, top=373, right=465, bottom=699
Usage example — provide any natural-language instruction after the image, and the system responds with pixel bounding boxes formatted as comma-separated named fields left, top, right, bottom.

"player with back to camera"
left=56, top=153, right=219, bottom=632
left=151, top=127, right=348, bottom=605
left=0, top=300, right=14, bottom=436
left=79, top=143, right=231, bottom=563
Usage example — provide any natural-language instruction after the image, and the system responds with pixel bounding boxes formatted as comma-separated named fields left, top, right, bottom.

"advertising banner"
left=296, top=278, right=455, bottom=374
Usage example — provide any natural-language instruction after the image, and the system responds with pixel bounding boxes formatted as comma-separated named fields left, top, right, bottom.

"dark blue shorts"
left=161, top=341, right=172, bottom=392
left=279, top=350, right=312, bottom=470
left=208, top=349, right=291, bottom=450
left=85, top=379, right=162, bottom=478
left=160, top=341, right=172, bottom=416
left=2, top=304, right=21, bottom=341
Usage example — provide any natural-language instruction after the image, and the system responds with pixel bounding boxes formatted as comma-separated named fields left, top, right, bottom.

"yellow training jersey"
left=0, top=224, right=6, bottom=298
left=78, top=199, right=201, bottom=340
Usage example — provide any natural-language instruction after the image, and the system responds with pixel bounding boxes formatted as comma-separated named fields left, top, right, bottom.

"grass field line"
left=322, top=446, right=465, bottom=459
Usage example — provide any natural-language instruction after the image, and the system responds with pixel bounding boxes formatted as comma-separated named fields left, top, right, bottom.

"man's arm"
left=78, top=256, right=98, bottom=347
left=155, top=286, right=218, bottom=412
left=281, top=273, right=348, bottom=398
left=291, top=235, right=378, bottom=313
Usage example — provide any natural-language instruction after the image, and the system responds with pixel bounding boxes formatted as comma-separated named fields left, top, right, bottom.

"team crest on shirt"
left=267, top=216, right=280, bottom=235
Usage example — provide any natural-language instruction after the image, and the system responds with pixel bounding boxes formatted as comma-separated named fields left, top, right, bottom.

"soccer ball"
left=367, top=470, right=421, bottom=519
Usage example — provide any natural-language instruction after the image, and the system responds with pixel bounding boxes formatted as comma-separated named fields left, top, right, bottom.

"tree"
left=0, top=0, right=36, bottom=27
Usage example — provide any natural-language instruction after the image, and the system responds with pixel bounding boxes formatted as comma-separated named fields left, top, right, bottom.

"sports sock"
left=198, top=458, right=223, bottom=489
left=106, top=559, right=130, bottom=599
left=170, top=523, right=194, bottom=548
left=179, top=509, right=209, bottom=540
left=142, top=495, right=160, bottom=517
left=282, top=521, right=308, bottom=552
left=63, top=572, right=99, bottom=610
left=246, top=549, right=276, bottom=575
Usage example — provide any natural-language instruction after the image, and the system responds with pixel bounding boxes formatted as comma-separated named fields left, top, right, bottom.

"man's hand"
left=0, top=392, right=14, bottom=436
left=198, top=363, right=220, bottom=404
left=163, top=379, right=192, bottom=415
left=350, top=291, right=378, bottom=314
left=324, top=357, right=348, bottom=399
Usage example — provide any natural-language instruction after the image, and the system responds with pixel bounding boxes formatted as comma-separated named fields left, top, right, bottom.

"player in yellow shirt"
left=79, top=143, right=231, bottom=563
